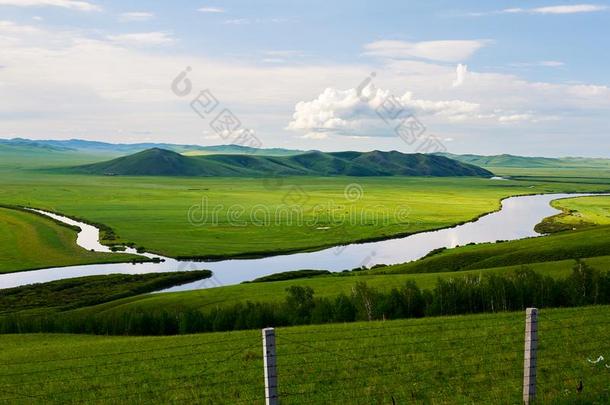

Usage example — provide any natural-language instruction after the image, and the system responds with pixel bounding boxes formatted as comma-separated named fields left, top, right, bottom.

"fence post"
left=262, top=327, right=278, bottom=405
left=523, top=308, right=538, bottom=405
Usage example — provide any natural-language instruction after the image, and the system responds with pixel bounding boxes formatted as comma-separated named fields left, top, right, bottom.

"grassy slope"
left=552, top=195, right=610, bottom=226
left=487, top=166, right=610, bottom=183
left=0, top=144, right=117, bottom=170
left=364, top=225, right=610, bottom=275
left=0, top=271, right=211, bottom=314
left=74, top=194, right=610, bottom=316
left=442, top=152, right=610, bottom=170
left=0, top=207, right=140, bottom=274
left=1, top=169, right=608, bottom=259
left=0, top=305, right=608, bottom=404
left=61, top=255, right=610, bottom=318
left=535, top=196, right=610, bottom=233
left=64, top=148, right=493, bottom=177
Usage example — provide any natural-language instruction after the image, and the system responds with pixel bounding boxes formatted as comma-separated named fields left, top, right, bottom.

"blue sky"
left=0, top=1, right=609, bottom=156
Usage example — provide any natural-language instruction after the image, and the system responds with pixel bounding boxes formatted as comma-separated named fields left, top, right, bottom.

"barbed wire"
left=278, top=313, right=523, bottom=336
left=1, top=309, right=609, bottom=404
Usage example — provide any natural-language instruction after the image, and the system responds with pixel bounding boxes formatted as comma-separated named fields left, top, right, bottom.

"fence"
left=1, top=306, right=609, bottom=404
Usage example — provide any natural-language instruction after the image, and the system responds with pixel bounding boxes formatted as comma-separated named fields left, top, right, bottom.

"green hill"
left=62, top=148, right=494, bottom=177
left=438, top=152, right=610, bottom=169
left=437, top=153, right=564, bottom=168
left=0, top=138, right=302, bottom=156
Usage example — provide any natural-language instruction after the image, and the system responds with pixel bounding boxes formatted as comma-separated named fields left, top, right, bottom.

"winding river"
left=0, top=193, right=600, bottom=291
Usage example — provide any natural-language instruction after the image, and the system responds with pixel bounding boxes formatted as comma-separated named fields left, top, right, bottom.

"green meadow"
left=0, top=305, right=608, bottom=404
left=1, top=147, right=610, bottom=402
left=0, top=207, right=140, bottom=274
left=1, top=170, right=609, bottom=261
left=0, top=271, right=212, bottom=314
left=551, top=195, right=610, bottom=226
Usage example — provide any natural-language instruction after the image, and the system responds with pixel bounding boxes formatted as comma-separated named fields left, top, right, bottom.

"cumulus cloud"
left=119, top=12, right=155, bottom=22
left=452, top=64, right=468, bottom=87
left=2, top=20, right=610, bottom=153
left=363, top=39, right=489, bottom=62
left=287, top=84, right=481, bottom=137
left=0, top=0, right=100, bottom=11
left=107, top=32, right=174, bottom=46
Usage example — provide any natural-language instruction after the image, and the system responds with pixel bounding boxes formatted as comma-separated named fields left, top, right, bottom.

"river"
left=0, top=193, right=598, bottom=291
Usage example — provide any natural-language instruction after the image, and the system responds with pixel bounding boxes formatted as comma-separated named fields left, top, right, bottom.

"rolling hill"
left=0, top=138, right=302, bottom=156
left=61, top=148, right=494, bottom=177
left=438, top=152, right=610, bottom=169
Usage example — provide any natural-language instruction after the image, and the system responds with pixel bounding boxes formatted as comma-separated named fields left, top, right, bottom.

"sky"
left=0, top=1, right=609, bottom=157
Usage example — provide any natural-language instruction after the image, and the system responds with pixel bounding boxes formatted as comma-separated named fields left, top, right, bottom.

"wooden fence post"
left=523, top=308, right=538, bottom=404
left=262, top=327, right=278, bottom=405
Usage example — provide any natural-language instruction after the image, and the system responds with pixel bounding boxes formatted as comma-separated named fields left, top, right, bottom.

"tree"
left=284, top=286, right=315, bottom=324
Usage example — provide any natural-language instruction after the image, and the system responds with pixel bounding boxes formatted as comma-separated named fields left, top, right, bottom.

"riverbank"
left=2, top=193, right=605, bottom=291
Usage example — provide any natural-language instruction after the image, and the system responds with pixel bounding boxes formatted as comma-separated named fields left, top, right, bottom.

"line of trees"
left=1, top=261, right=609, bottom=335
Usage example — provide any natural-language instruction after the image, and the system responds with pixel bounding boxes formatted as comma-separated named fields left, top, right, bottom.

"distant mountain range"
left=2, top=138, right=608, bottom=172
left=437, top=153, right=610, bottom=169
left=61, top=148, right=494, bottom=178
left=0, top=138, right=303, bottom=157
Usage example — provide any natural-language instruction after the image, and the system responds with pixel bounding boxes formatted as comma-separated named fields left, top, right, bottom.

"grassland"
left=0, top=207, right=140, bottom=274
left=47, top=254, right=607, bottom=320
left=64, top=148, right=493, bottom=177
left=33, top=210, right=606, bottom=322
left=552, top=196, right=610, bottom=225
left=536, top=196, right=610, bottom=233
left=371, top=224, right=610, bottom=275
left=0, top=271, right=211, bottom=314
left=487, top=166, right=610, bottom=182
left=1, top=169, right=608, bottom=260
left=0, top=305, right=608, bottom=404
left=1, top=146, right=609, bottom=262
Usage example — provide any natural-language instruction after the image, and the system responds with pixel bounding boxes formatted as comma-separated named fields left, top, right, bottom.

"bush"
left=4, top=261, right=610, bottom=336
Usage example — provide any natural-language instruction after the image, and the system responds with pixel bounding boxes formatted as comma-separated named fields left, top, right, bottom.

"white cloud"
left=287, top=84, right=481, bottom=137
left=198, top=6, right=224, bottom=13
left=0, top=20, right=41, bottom=34
left=119, top=12, right=155, bottom=22
left=363, top=39, right=490, bottom=62
left=498, top=113, right=534, bottom=123
left=452, top=64, right=468, bottom=87
left=510, top=4, right=608, bottom=14
left=473, top=4, right=608, bottom=16
left=540, top=61, right=565, bottom=67
left=107, top=32, right=174, bottom=46
left=302, top=132, right=328, bottom=140
left=0, top=0, right=100, bottom=11
left=1, top=21, right=610, bottom=154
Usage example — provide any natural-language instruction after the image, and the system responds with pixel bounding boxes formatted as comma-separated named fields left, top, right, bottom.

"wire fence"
left=1, top=307, right=609, bottom=404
